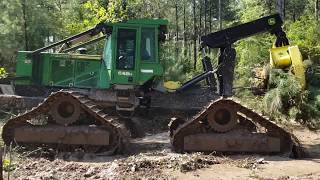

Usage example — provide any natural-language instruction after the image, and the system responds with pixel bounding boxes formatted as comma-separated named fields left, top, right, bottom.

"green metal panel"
left=15, top=51, right=33, bottom=85
left=97, top=66, right=110, bottom=88
left=74, top=60, right=100, bottom=88
left=97, top=36, right=113, bottom=89
left=14, top=18, right=168, bottom=90
left=109, top=23, right=165, bottom=86
left=41, top=54, right=52, bottom=86
left=39, top=53, right=102, bottom=88
left=136, top=26, right=163, bottom=85
left=50, top=58, right=75, bottom=87
left=138, top=63, right=163, bottom=85
left=103, top=36, right=113, bottom=70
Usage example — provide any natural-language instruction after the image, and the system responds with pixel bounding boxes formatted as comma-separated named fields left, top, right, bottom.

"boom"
left=201, top=14, right=289, bottom=49
left=30, top=23, right=112, bottom=56
left=178, top=14, right=289, bottom=97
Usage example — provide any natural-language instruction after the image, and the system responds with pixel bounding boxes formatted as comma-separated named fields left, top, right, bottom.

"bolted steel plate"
left=184, top=132, right=280, bottom=153
left=14, top=125, right=110, bottom=146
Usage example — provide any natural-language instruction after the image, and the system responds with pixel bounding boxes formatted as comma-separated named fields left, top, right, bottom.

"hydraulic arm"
left=170, top=14, right=302, bottom=158
left=30, top=23, right=112, bottom=56
left=201, top=14, right=289, bottom=96
left=178, top=14, right=289, bottom=97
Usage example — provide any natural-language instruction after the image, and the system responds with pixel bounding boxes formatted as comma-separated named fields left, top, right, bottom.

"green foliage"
left=263, top=88, right=282, bottom=116
left=263, top=69, right=320, bottom=127
left=160, top=42, right=190, bottom=82
left=298, top=86, right=320, bottom=121
left=286, top=16, right=320, bottom=64
left=235, top=0, right=268, bottom=21
left=235, top=35, right=272, bottom=87
left=3, top=159, right=16, bottom=172
left=265, top=69, right=302, bottom=113
left=288, top=106, right=299, bottom=120
left=0, top=0, right=24, bottom=70
left=263, top=70, right=301, bottom=118
left=232, top=0, right=320, bottom=128
left=66, top=0, right=127, bottom=33
left=233, top=1, right=274, bottom=88
left=0, top=67, right=7, bottom=79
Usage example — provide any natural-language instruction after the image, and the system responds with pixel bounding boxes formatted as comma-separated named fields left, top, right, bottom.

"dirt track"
left=3, top=126, right=320, bottom=180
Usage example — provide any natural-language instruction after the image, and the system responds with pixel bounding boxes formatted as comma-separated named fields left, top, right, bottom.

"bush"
left=0, top=67, right=7, bottom=79
left=263, top=69, right=320, bottom=127
left=286, top=16, right=320, bottom=64
left=159, top=41, right=218, bottom=83
left=160, top=42, right=189, bottom=82
left=264, top=69, right=302, bottom=112
left=263, top=88, right=282, bottom=116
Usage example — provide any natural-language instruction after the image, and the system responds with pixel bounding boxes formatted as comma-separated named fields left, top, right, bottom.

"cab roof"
left=108, top=19, right=168, bottom=27
left=126, top=19, right=168, bottom=26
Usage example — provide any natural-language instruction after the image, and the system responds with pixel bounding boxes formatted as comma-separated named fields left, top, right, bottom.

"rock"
left=256, top=158, right=267, bottom=164
left=131, top=164, right=137, bottom=172
left=84, top=167, right=96, bottom=178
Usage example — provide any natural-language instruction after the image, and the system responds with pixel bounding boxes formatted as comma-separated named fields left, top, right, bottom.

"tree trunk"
left=267, top=0, right=272, bottom=14
left=21, top=0, right=28, bottom=51
left=175, top=2, right=179, bottom=58
left=276, top=0, right=285, bottom=20
left=209, top=0, right=212, bottom=33
left=204, top=0, right=207, bottom=35
left=208, top=0, right=212, bottom=53
left=218, top=0, right=222, bottom=30
left=199, top=0, right=202, bottom=38
left=316, top=0, right=319, bottom=21
left=175, top=2, right=179, bottom=41
left=183, top=1, right=187, bottom=56
left=292, top=0, right=296, bottom=22
left=193, top=0, right=197, bottom=70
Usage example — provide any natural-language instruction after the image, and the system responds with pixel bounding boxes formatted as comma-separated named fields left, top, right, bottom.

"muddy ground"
left=2, top=125, right=320, bottom=180
left=1, top=93, right=319, bottom=179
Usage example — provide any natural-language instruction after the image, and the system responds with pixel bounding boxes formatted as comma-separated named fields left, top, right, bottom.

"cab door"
left=112, top=28, right=138, bottom=84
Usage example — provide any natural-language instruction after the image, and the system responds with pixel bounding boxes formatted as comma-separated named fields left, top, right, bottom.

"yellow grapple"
left=164, top=81, right=182, bottom=92
left=270, top=45, right=306, bottom=89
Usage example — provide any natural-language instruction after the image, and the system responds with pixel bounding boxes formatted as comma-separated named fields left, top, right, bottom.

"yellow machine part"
left=270, top=45, right=292, bottom=68
left=164, top=81, right=182, bottom=92
left=288, top=46, right=306, bottom=89
left=270, top=45, right=306, bottom=89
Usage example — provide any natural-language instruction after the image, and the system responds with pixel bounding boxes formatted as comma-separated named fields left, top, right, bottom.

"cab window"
left=116, top=29, right=136, bottom=70
left=103, top=36, right=112, bottom=69
left=141, top=28, right=155, bottom=61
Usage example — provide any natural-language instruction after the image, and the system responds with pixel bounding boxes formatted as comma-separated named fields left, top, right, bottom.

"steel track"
left=2, top=90, right=130, bottom=154
left=170, top=97, right=304, bottom=158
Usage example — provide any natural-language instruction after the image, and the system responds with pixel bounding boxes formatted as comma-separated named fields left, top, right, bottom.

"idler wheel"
left=207, top=105, right=237, bottom=132
left=50, top=96, right=81, bottom=126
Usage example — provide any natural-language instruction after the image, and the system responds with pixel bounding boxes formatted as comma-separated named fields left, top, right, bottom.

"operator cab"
left=103, top=19, right=168, bottom=86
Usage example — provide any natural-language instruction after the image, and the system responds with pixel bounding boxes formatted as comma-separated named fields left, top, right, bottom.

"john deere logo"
left=268, top=18, right=276, bottom=26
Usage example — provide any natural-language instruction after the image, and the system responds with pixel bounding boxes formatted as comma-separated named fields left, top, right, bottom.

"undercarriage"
left=0, top=89, right=303, bottom=158
left=169, top=98, right=303, bottom=158
left=2, top=90, right=129, bottom=154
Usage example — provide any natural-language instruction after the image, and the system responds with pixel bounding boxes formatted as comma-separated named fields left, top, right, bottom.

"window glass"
left=141, top=28, right=155, bottom=61
left=116, top=29, right=136, bottom=70
left=103, top=36, right=112, bottom=69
